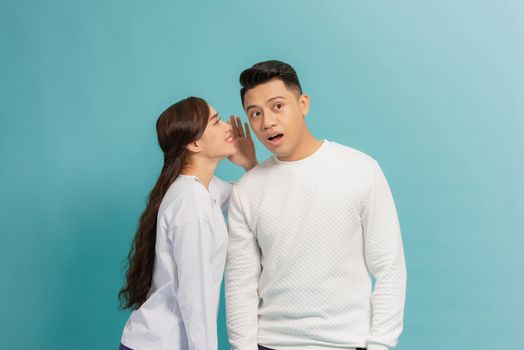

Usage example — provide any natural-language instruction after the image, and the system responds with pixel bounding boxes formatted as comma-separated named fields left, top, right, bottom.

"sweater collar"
left=272, top=140, right=329, bottom=165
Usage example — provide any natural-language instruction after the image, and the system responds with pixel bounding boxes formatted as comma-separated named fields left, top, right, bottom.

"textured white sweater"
left=225, top=141, right=406, bottom=350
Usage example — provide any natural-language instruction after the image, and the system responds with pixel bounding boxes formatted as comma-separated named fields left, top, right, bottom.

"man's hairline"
left=241, top=77, right=303, bottom=110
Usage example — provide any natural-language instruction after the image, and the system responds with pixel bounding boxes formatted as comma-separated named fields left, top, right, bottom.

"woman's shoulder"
left=158, top=175, right=213, bottom=225
left=209, top=176, right=233, bottom=196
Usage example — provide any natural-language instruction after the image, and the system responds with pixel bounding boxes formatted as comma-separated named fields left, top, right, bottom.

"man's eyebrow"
left=246, top=96, right=286, bottom=111
left=267, top=96, right=286, bottom=103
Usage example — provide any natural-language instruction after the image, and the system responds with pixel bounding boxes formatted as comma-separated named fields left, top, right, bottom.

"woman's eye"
left=214, top=117, right=221, bottom=125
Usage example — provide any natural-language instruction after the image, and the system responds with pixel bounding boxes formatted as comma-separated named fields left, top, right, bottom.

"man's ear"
left=186, top=141, right=201, bottom=153
left=299, top=93, right=310, bottom=116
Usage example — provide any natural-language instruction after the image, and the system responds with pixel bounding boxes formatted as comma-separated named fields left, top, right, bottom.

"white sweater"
left=225, top=141, right=406, bottom=350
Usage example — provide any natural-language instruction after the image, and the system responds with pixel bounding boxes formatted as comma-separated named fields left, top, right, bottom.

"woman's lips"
left=225, top=134, right=234, bottom=143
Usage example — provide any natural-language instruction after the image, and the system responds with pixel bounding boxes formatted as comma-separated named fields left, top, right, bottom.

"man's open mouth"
left=267, top=133, right=284, bottom=142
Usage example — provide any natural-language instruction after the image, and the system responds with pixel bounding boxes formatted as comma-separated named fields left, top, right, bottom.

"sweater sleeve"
left=171, top=218, right=218, bottom=350
left=361, top=161, right=407, bottom=349
left=225, top=187, right=261, bottom=350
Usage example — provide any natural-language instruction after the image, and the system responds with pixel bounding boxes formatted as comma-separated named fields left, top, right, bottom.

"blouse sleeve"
left=171, top=217, right=218, bottom=350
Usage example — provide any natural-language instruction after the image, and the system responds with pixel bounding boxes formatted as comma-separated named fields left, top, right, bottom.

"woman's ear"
left=185, top=141, right=201, bottom=153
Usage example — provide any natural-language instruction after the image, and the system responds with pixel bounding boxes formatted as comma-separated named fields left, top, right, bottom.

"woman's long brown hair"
left=119, top=97, right=209, bottom=309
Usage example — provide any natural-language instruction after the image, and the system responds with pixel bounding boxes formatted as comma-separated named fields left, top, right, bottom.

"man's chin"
left=271, top=149, right=290, bottom=159
left=263, top=143, right=286, bottom=153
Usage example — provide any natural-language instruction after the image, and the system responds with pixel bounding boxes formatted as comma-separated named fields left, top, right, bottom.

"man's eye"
left=274, top=103, right=283, bottom=110
left=251, top=111, right=261, bottom=118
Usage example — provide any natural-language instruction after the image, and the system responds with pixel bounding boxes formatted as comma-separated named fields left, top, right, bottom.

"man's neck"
left=277, top=130, right=322, bottom=162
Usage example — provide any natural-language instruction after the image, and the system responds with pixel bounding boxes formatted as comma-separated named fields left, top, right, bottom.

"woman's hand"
left=228, top=115, right=257, bottom=171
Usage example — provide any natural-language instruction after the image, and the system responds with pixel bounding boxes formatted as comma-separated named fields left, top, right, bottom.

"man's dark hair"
left=239, top=60, right=303, bottom=104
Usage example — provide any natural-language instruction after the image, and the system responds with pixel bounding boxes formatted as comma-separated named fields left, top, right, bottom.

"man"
left=225, top=60, right=406, bottom=350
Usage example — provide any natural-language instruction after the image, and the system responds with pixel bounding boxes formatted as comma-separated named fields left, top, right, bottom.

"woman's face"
left=196, top=105, right=236, bottom=160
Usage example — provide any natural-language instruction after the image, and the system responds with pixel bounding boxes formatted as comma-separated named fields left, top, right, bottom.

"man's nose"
left=262, top=112, right=277, bottom=130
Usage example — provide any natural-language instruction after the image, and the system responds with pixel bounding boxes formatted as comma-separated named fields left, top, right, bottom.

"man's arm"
left=361, top=161, right=407, bottom=350
left=225, top=187, right=261, bottom=350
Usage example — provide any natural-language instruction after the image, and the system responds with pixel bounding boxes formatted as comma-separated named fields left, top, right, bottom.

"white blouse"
left=121, top=175, right=233, bottom=350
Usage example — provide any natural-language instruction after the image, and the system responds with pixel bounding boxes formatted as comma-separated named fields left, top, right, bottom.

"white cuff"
left=366, top=344, right=389, bottom=350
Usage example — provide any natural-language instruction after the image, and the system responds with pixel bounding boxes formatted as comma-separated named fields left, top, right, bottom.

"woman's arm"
left=171, top=218, right=218, bottom=350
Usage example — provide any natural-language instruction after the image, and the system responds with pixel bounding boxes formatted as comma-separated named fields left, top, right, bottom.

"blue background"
left=1, top=1, right=523, bottom=349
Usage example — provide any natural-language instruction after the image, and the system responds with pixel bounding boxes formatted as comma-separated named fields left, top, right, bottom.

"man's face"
left=243, top=79, right=310, bottom=160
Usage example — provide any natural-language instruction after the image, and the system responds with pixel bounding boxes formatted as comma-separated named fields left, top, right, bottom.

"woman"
left=118, top=96, right=257, bottom=350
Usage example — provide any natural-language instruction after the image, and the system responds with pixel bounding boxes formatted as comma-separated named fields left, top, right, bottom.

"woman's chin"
left=215, top=150, right=236, bottom=160
left=227, top=146, right=237, bottom=156
left=212, top=144, right=237, bottom=160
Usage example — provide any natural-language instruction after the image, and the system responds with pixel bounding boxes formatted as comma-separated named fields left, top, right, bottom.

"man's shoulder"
left=326, top=140, right=378, bottom=168
left=234, top=156, right=275, bottom=190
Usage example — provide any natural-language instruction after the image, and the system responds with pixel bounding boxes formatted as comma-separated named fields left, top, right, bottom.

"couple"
left=118, top=60, right=407, bottom=350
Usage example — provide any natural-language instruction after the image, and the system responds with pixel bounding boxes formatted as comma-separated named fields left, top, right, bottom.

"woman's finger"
left=244, top=122, right=252, bottom=139
left=230, top=115, right=239, bottom=137
left=236, top=116, right=245, bottom=137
